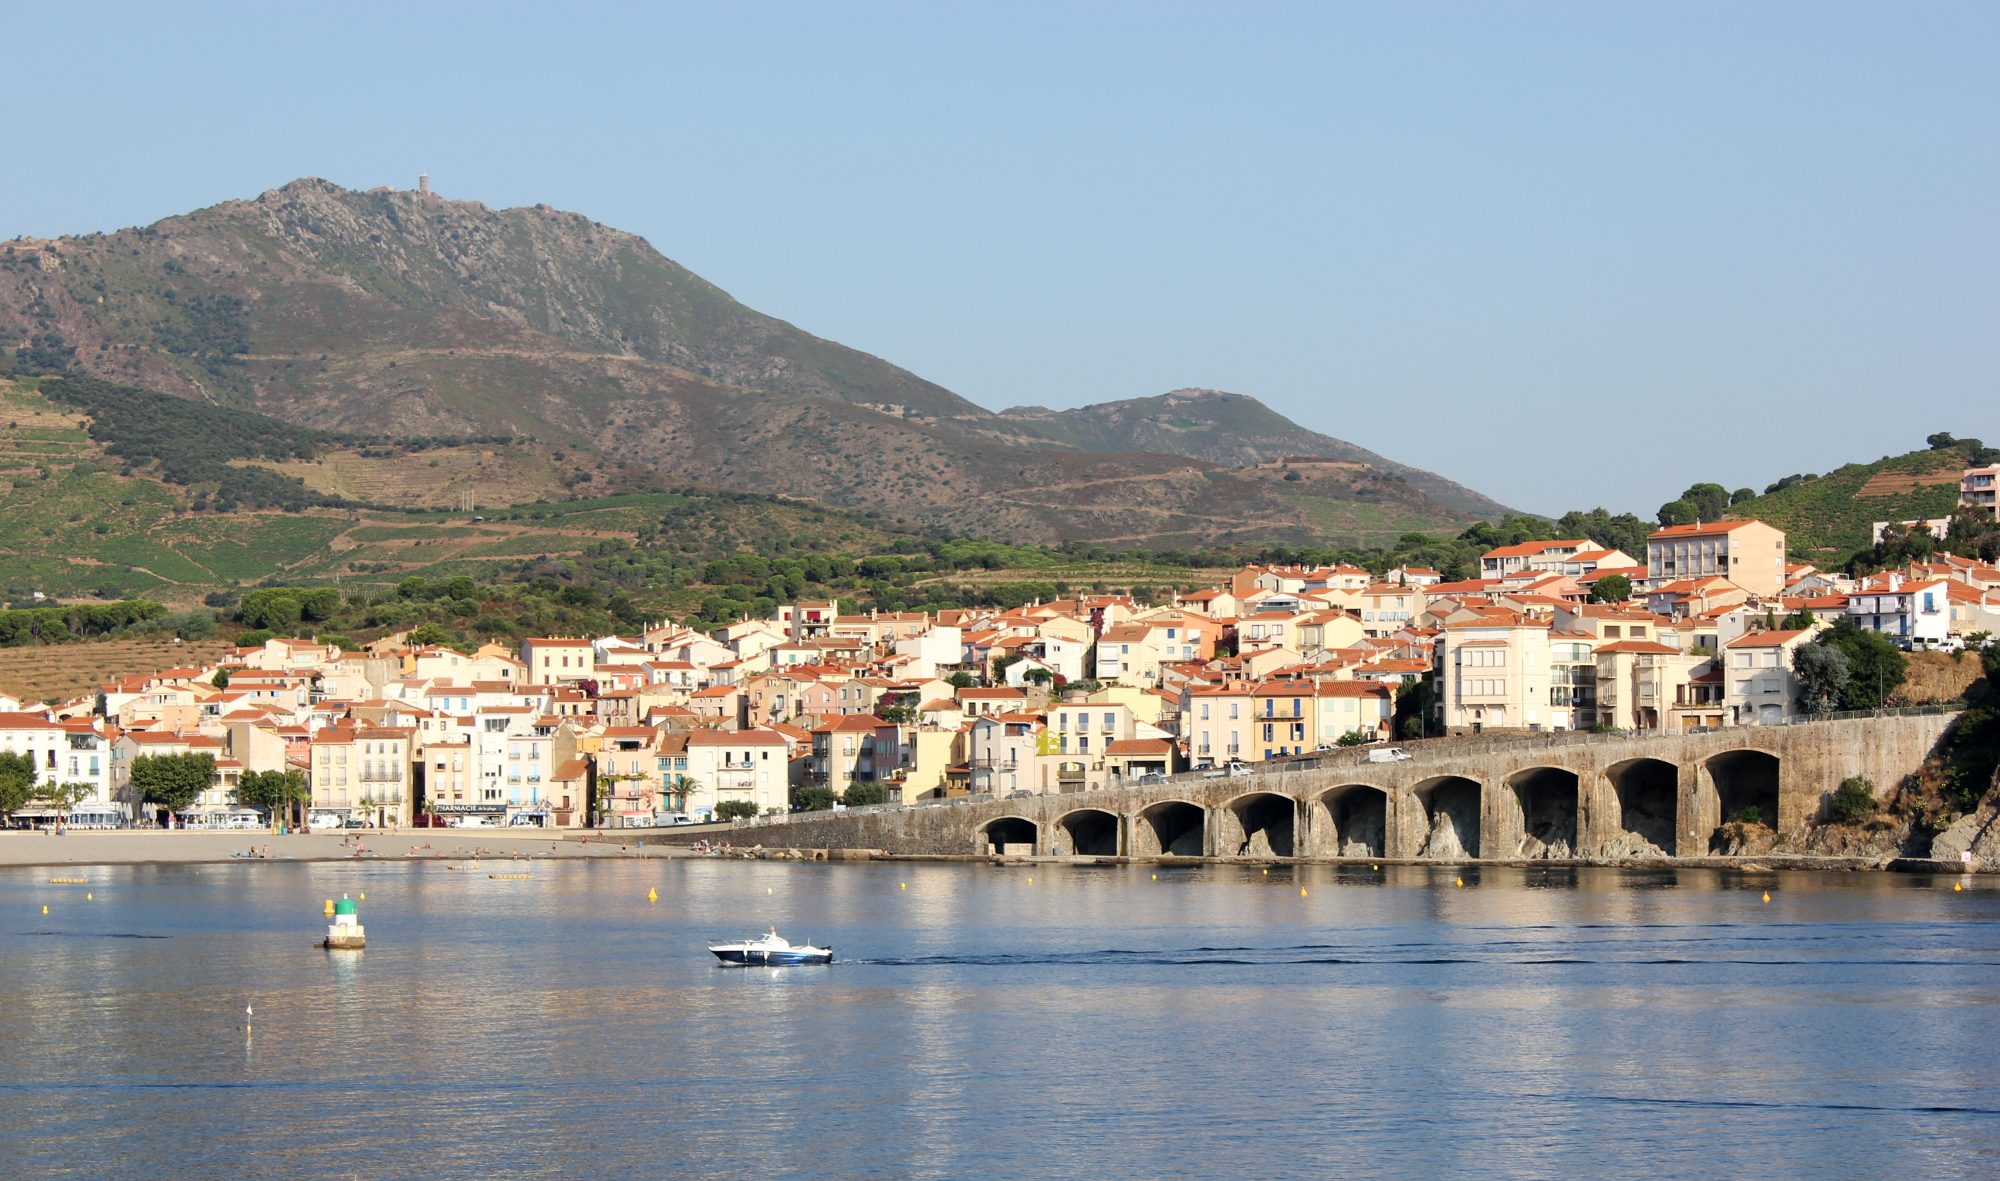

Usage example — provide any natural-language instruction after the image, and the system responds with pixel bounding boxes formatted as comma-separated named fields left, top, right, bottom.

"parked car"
left=1005, top=790, right=1035, bottom=799
left=1135, top=772, right=1168, bottom=786
left=1202, top=761, right=1251, bottom=779
left=1365, top=747, right=1413, bottom=763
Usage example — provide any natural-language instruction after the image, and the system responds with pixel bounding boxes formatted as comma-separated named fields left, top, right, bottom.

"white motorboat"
left=709, top=928, right=833, bottom=966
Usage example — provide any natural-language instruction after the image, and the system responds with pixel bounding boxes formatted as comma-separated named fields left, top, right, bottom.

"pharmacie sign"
left=430, top=804, right=507, bottom=815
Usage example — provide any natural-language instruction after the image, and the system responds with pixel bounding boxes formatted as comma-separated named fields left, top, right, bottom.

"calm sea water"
left=1, top=859, right=1996, bottom=1179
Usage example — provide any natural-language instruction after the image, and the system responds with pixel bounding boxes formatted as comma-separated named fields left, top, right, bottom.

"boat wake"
left=844, top=938, right=2000, bottom=969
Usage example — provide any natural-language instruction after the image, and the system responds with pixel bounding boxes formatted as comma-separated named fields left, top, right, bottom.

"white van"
left=1365, top=747, right=1413, bottom=763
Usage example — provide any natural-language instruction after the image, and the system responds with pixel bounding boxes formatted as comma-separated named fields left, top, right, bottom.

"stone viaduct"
left=652, top=712, right=1958, bottom=863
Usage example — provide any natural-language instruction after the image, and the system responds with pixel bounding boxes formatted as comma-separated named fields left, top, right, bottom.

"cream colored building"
left=1723, top=627, right=1819, bottom=726
left=1436, top=614, right=1555, bottom=733
left=310, top=725, right=415, bottom=828
left=520, top=638, right=597, bottom=687
left=683, top=729, right=790, bottom=819
left=1646, top=519, right=1787, bottom=597
left=1592, top=643, right=1708, bottom=732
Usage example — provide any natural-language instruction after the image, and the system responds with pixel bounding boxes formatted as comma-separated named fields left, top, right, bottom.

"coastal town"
left=2, top=468, right=1997, bottom=834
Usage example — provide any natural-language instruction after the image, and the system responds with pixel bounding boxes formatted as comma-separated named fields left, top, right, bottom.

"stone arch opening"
left=1606, top=758, right=1679, bottom=857
left=1706, top=750, right=1780, bottom=850
left=1220, top=792, right=1296, bottom=858
left=1133, top=801, right=1206, bottom=858
left=1054, top=808, right=1121, bottom=857
left=978, top=816, right=1039, bottom=856
left=1315, top=784, right=1386, bottom=858
left=1414, top=776, right=1481, bottom=859
left=1505, top=766, right=1579, bottom=859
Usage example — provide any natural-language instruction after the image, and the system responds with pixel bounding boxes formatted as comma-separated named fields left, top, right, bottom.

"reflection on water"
left=2, top=861, right=1998, bottom=1179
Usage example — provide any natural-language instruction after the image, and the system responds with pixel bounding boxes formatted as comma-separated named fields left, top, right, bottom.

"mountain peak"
left=0, top=179, right=1509, bottom=544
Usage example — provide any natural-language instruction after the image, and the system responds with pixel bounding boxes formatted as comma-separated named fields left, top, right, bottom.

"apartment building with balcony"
left=1593, top=642, right=1707, bottom=732
left=810, top=715, right=901, bottom=792
left=1436, top=613, right=1555, bottom=733
left=1480, top=539, right=1572, bottom=579
left=0, top=712, right=124, bottom=822
left=595, top=726, right=665, bottom=826
left=1183, top=682, right=1254, bottom=767
left=1546, top=631, right=1598, bottom=731
left=1645, top=519, right=1787, bottom=597
left=311, top=726, right=415, bottom=828
left=965, top=713, right=1042, bottom=795
left=1846, top=577, right=1951, bottom=649
left=683, top=729, right=789, bottom=819
left=520, top=637, right=597, bottom=687
left=1722, top=628, right=1818, bottom=726
left=1962, top=465, right=1999, bottom=518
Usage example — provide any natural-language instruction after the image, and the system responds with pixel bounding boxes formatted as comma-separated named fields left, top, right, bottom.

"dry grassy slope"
left=242, top=439, right=624, bottom=509
left=1902, top=651, right=1986, bottom=705
left=0, top=637, right=234, bottom=704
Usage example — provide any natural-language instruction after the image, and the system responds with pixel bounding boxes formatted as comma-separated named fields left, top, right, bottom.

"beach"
left=0, top=828, right=679, bottom=869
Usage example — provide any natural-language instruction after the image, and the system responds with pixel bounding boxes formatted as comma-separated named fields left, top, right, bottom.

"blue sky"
left=5, top=2, right=1994, bottom=516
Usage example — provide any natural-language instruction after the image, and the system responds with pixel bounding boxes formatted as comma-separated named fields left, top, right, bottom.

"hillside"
left=998, top=388, right=1508, bottom=518
left=0, top=178, right=1495, bottom=547
left=0, top=376, right=915, bottom=605
left=1729, top=443, right=1983, bottom=563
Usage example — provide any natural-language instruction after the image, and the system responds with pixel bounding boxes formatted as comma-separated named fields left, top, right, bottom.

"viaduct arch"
left=657, top=714, right=1955, bottom=866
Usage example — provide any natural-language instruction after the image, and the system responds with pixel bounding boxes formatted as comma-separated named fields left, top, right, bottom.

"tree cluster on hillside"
left=0, top=601, right=166, bottom=647
left=1657, top=482, right=1729, bottom=527
left=7, top=332, right=77, bottom=374
left=42, top=375, right=345, bottom=512
left=238, top=587, right=343, bottom=631
left=1927, top=432, right=2000, bottom=466
left=32, top=374, right=528, bottom=516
